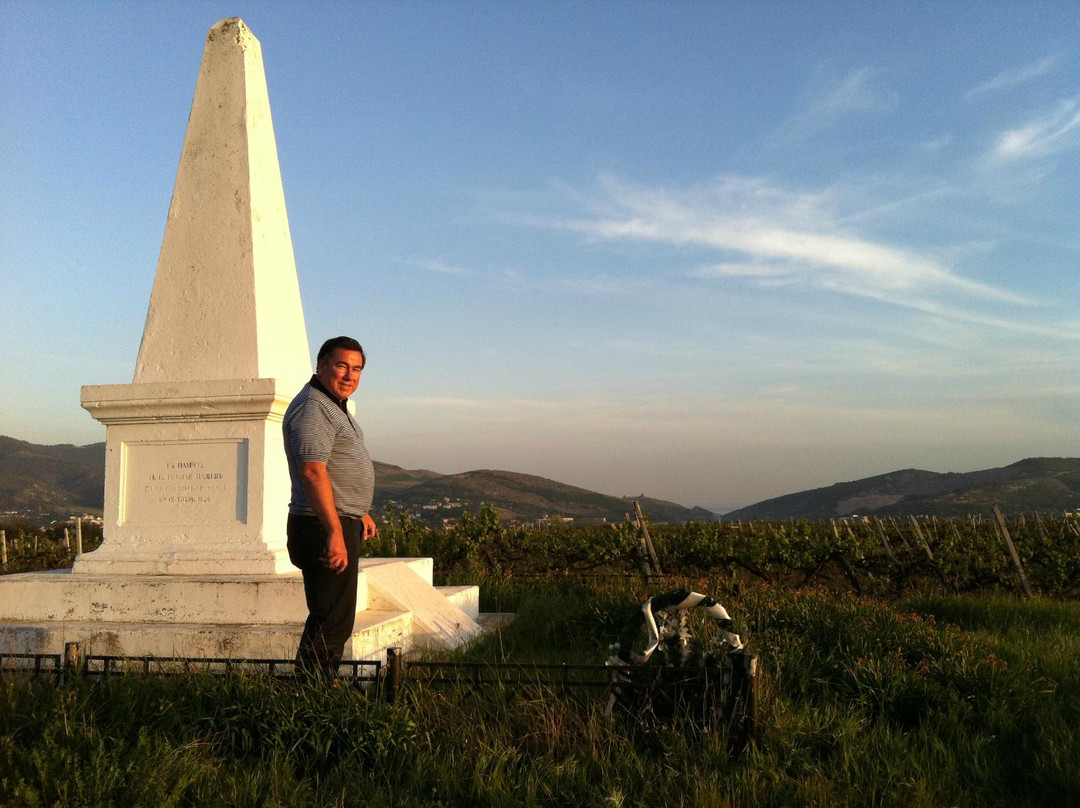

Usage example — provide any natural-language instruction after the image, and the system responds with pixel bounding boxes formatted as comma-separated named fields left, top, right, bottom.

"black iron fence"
left=2, top=644, right=760, bottom=752
left=0, top=646, right=382, bottom=688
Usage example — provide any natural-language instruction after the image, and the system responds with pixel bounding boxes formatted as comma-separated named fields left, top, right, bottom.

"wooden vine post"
left=75, top=517, right=83, bottom=556
left=1033, top=512, right=1051, bottom=544
left=891, top=517, right=913, bottom=550
left=992, top=506, right=1033, bottom=598
left=633, top=501, right=663, bottom=579
left=1, top=529, right=6, bottom=569
left=908, top=515, right=935, bottom=561
left=873, top=517, right=897, bottom=563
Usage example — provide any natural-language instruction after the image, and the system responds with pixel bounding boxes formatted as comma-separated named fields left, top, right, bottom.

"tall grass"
left=2, top=577, right=1078, bottom=806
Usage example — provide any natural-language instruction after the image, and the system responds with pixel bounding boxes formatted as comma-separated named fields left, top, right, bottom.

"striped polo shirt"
left=283, top=377, right=375, bottom=518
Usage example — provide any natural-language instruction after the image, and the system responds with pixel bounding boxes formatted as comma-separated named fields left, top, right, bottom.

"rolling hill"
left=0, top=437, right=711, bottom=525
left=724, top=458, right=1080, bottom=520
left=371, top=468, right=715, bottom=525
left=0, top=436, right=106, bottom=520
left=4, top=435, right=1076, bottom=525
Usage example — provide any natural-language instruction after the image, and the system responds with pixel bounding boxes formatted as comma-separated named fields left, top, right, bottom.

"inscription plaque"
left=120, top=439, right=249, bottom=525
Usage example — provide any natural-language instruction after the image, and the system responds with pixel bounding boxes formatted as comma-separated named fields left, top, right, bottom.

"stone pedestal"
left=75, top=380, right=297, bottom=575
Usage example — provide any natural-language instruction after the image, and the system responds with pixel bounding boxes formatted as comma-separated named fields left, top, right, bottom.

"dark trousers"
left=287, top=513, right=364, bottom=678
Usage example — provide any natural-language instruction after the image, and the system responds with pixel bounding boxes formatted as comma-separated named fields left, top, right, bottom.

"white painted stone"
left=360, top=556, right=435, bottom=583
left=436, top=585, right=481, bottom=620
left=363, top=562, right=483, bottom=649
left=77, top=380, right=298, bottom=574
left=0, top=610, right=413, bottom=662
left=77, top=18, right=309, bottom=576
left=0, top=570, right=316, bottom=624
left=0, top=560, right=474, bottom=661
left=134, top=17, right=309, bottom=385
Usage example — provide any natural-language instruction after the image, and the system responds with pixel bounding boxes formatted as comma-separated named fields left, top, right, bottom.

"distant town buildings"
left=0, top=510, right=104, bottom=528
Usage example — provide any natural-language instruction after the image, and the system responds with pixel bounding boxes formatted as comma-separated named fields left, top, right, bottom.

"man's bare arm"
left=297, top=461, right=348, bottom=572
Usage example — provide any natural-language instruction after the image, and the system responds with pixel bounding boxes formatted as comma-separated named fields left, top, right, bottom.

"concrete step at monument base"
left=363, top=563, right=483, bottom=648
left=0, top=559, right=496, bottom=661
left=0, top=570, right=312, bottom=625
left=0, top=609, right=414, bottom=663
left=0, top=561, right=481, bottom=634
left=436, top=585, right=480, bottom=619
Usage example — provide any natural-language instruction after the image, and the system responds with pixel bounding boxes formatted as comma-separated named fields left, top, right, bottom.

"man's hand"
left=361, top=513, right=377, bottom=540
left=323, top=530, right=348, bottom=572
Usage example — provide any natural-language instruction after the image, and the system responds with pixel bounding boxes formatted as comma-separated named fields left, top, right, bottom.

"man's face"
left=315, top=348, right=364, bottom=401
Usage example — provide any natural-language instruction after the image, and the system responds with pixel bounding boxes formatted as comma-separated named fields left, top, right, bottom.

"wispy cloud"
left=818, top=68, right=898, bottom=114
left=965, top=55, right=1062, bottom=100
left=834, top=186, right=958, bottom=226
left=397, top=396, right=493, bottom=408
left=690, top=262, right=791, bottom=280
left=401, top=258, right=477, bottom=276
left=553, top=177, right=1029, bottom=309
left=557, top=274, right=646, bottom=296
left=917, top=134, right=954, bottom=153
left=766, top=68, right=898, bottom=147
left=987, top=96, right=1080, bottom=164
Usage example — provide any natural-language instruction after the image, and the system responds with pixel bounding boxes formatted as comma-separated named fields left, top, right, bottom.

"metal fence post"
left=386, top=647, right=403, bottom=703
left=742, top=651, right=759, bottom=732
left=64, top=642, right=83, bottom=677
left=729, top=650, right=759, bottom=757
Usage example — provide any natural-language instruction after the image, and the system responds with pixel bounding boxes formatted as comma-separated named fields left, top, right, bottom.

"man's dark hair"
left=317, top=336, right=365, bottom=368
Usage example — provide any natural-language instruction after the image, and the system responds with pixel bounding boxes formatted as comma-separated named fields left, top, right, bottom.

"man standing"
left=283, top=336, right=377, bottom=677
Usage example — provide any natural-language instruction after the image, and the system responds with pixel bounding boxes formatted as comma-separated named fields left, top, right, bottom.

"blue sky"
left=2, top=2, right=1078, bottom=512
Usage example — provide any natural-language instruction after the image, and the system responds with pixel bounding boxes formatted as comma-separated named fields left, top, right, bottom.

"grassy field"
left=3, top=571, right=1078, bottom=807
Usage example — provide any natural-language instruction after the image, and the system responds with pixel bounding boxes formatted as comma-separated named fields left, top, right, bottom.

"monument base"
left=78, top=378, right=304, bottom=577
left=0, top=559, right=484, bottom=664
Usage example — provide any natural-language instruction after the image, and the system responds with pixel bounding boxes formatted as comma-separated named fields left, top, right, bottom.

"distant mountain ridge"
left=4, top=436, right=1076, bottom=524
left=725, top=458, right=1080, bottom=520
left=0, top=437, right=711, bottom=525
left=371, top=467, right=715, bottom=525
left=0, top=436, right=106, bottom=519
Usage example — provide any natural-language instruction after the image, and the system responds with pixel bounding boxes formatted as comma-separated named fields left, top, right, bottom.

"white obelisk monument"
left=78, top=17, right=310, bottom=576
left=0, top=18, right=483, bottom=662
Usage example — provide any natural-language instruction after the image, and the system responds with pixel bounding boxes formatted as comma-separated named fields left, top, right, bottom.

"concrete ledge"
left=80, top=378, right=299, bottom=424
left=0, top=570, right=331, bottom=624
left=0, top=610, right=412, bottom=662
left=0, top=558, right=496, bottom=660
left=437, top=585, right=480, bottom=619
left=358, top=557, right=434, bottom=584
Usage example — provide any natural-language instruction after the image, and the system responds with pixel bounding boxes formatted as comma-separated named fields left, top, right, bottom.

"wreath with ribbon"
left=605, top=589, right=746, bottom=721
left=610, top=588, right=744, bottom=666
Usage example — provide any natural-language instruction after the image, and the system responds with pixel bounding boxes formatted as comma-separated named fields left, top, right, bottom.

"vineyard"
left=4, top=506, right=1080, bottom=600
left=0, top=518, right=103, bottom=576
left=368, top=503, right=1080, bottom=601
left=3, top=507, right=1079, bottom=806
